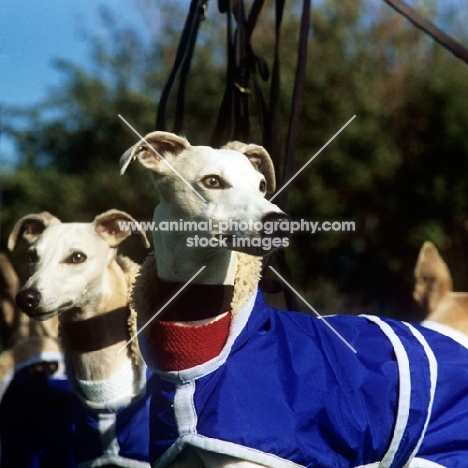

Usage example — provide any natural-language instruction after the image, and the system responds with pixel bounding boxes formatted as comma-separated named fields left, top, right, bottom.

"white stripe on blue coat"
left=140, top=290, right=468, bottom=468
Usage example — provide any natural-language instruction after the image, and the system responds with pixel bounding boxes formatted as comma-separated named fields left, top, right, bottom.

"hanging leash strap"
left=232, top=0, right=250, bottom=142
left=218, top=0, right=311, bottom=309
left=210, top=0, right=235, bottom=147
left=262, top=0, right=310, bottom=310
left=262, top=0, right=284, bottom=177
left=155, top=0, right=310, bottom=309
left=275, top=0, right=310, bottom=211
left=212, top=0, right=269, bottom=146
left=156, top=0, right=208, bottom=132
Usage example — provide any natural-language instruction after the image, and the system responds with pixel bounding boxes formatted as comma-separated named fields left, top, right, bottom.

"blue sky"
left=1, top=0, right=465, bottom=107
left=0, top=0, right=149, bottom=107
left=0, top=0, right=156, bottom=165
left=0, top=0, right=466, bottom=166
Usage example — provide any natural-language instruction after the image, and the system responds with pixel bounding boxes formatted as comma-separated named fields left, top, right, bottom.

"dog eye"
left=27, top=249, right=38, bottom=264
left=202, top=175, right=225, bottom=189
left=259, top=180, right=266, bottom=193
left=65, top=252, right=87, bottom=264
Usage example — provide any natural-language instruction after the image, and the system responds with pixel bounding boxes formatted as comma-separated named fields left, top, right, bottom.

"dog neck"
left=133, top=251, right=262, bottom=370
left=427, top=292, right=468, bottom=336
left=148, top=279, right=235, bottom=322
left=60, top=306, right=129, bottom=352
left=59, top=256, right=141, bottom=385
left=153, top=312, right=232, bottom=370
left=152, top=203, right=238, bottom=285
left=144, top=278, right=235, bottom=370
left=135, top=251, right=262, bottom=323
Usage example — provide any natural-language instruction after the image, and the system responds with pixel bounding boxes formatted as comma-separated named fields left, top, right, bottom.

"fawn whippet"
left=10, top=210, right=154, bottom=468
left=414, top=240, right=468, bottom=347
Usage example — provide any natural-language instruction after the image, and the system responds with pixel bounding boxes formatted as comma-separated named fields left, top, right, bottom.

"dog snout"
left=16, top=289, right=41, bottom=314
left=261, top=212, right=291, bottom=238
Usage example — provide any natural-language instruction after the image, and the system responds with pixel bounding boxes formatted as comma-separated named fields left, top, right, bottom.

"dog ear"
left=413, top=241, right=453, bottom=313
left=120, top=132, right=190, bottom=175
left=8, top=212, right=61, bottom=251
left=0, top=253, right=20, bottom=338
left=93, top=209, right=150, bottom=248
left=0, top=253, right=19, bottom=300
left=223, top=141, right=276, bottom=193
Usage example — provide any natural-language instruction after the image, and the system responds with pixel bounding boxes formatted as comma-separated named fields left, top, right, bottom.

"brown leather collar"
left=61, top=307, right=130, bottom=352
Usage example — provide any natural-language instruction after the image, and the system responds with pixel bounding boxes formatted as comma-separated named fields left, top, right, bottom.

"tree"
left=2, top=0, right=468, bottom=321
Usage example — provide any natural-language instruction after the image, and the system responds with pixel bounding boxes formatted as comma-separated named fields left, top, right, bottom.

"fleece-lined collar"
left=138, top=287, right=259, bottom=383
left=152, top=312, right=232, bottom=371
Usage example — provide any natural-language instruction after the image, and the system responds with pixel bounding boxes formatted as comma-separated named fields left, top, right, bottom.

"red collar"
left=152, top=312, right=232, bottom=371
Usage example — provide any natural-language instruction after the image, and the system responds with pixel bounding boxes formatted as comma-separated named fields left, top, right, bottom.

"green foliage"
left=279, top=0, right=468, bottom=318
left=2, top=0, right=468, bottom=320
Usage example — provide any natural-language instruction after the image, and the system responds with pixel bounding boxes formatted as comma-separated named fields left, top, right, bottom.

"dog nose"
left=261, top=212, right=291, bottom=238
left=16, top=289, right=41, bottom=313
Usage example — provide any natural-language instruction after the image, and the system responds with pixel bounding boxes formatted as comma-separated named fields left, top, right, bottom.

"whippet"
left=9, top=210, right=154, bottom=468
left=122, top=132, right=468, bottom=468
left=414, top=241, right=468, bottom=347
left=120, top=133, right=288, bottom=287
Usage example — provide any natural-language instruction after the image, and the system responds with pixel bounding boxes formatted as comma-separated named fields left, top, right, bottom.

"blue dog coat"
left=0, top=351, right=78, bottom=468
left=0, top=351, right=156, bottom=468
left=139, top=289, right=468, bottom=468
left=67, top=362, right=157, bottom=468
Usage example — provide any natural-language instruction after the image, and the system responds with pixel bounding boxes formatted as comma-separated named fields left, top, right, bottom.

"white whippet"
left=120, top=132, right=288, bottom=287
left=121, top=132, right=468, bottom=468
left=121, top=132, right=289, bottom=468
left=9, top=210, right=153, bottom=468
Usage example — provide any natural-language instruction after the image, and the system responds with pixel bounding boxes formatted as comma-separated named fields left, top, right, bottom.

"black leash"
left=156, top=0, right=208, bottom=132
left=262, top=0, right=284, bottom=178
left=276, top=0, right=310, bottom=212
left=212, top=0, right=269, bottom=146
left=211, top=1, right=298, bottom=309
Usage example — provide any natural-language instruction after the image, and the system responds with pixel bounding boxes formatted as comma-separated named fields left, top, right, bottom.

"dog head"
left=9, top=210, right=149, bottom=320
left=120, top=131, right=289, bottom=256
